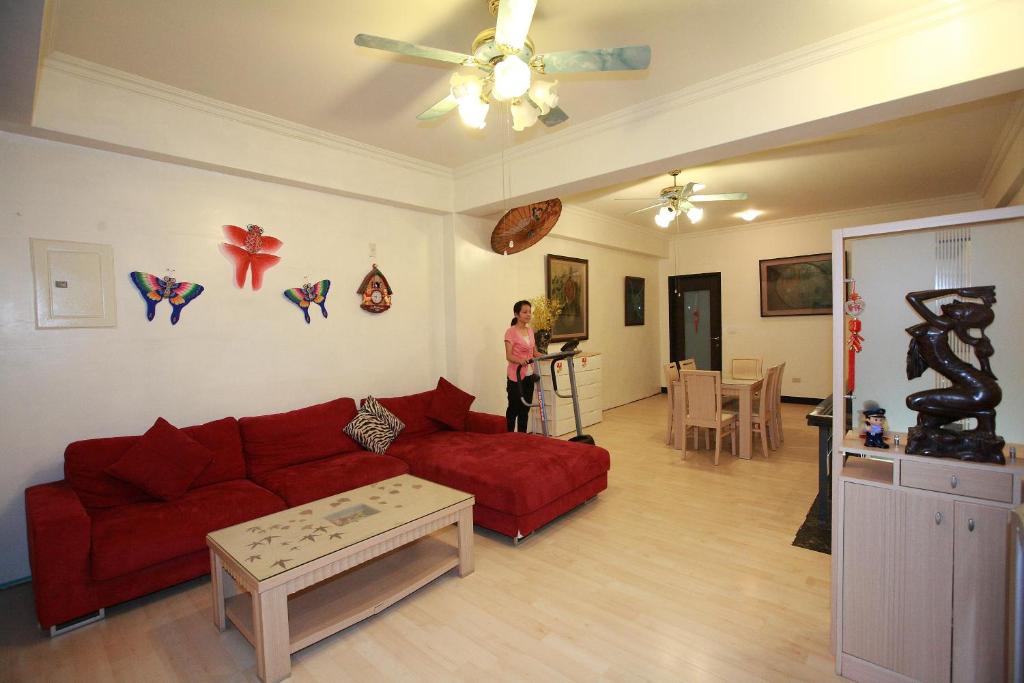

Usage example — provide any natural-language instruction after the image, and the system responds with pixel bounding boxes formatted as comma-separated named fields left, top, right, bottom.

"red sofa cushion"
left=90, top=479, right=286, bottom=581
left=386, top=431, right=610, bottom=515
left=105, top=418, right=215, bottom=500
left=65, top=417, right=245, bottom=509
left=240, top=397, right=362, bottom=478
left=426, top=377, right=475, bottom=431
left=374, top=390, right=442, bottom=440
left=250, top=451, right=410, bottom=507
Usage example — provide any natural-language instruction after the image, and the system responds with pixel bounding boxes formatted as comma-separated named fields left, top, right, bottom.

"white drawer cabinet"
left=530, top=353, right=602, bottom=436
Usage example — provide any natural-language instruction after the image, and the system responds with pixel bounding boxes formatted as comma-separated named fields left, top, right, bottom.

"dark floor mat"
left=792, top=493, right=831, bottom=554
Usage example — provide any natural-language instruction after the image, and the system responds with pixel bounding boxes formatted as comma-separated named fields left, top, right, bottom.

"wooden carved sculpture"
left=904, top=286, right=1004, bottom=464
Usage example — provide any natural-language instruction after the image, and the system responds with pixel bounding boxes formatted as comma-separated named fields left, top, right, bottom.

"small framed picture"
left=625, top=276, right=645, bottom=326
left=546, top=254, right=588, bottom=342
left=759, top=252, right=832, bottom=316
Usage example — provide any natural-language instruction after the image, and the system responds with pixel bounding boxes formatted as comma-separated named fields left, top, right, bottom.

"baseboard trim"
left=0, top=575, right=31, bottom=590
left=782, top=395, right=823, bottom=405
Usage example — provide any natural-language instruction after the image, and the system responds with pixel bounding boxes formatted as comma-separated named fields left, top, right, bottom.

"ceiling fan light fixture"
left=738, top=209, right=762, bottom=221
left=692, top=182, right=706, bottom=192
left=686, top=206, right=704, bottom=224
left=492, top=55, right=532, bottom=101
left=510, top=98, right=539, bottom=131
left=527, top=79, right=558, bottom=114
left=450, top=73, right=489, bottom=129
left=655, top=205, right=676, bottom=228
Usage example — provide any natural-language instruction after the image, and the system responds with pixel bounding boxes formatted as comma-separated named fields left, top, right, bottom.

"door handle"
left=711, top=336, right=721, bottom=341
left=967, top=518, right=975, bottom=532
left=950, top=474, right=959, bottom=489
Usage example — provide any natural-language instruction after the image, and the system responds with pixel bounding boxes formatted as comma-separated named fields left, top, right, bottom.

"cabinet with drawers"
left=530, top=352, right=602, bottom=436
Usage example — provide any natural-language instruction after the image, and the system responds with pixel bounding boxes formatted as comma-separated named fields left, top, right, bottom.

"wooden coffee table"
left=206, top=474, right=474, bottom=683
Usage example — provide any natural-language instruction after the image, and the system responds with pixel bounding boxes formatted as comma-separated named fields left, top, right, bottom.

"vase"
left=535, top=329, right=551, bottom=355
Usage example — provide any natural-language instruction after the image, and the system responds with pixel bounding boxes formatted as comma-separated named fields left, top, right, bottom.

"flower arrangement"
left=529, top=295, right=562, bottom=331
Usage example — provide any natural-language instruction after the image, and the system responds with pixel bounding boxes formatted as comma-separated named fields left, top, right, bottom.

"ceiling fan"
left=617, top=170, right=749, bottom=227
left=354, top=0, right=651, bottom=132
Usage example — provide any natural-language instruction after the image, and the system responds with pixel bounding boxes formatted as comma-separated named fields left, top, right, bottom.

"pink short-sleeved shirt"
left=504, top=326, right=536, bottom=381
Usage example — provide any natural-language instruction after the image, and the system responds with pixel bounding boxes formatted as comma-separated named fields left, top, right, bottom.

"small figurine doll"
left=863, top=407, right=889, bottom=449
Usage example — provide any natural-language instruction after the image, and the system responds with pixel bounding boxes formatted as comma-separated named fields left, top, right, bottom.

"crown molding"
left=976, top=94, right=1024, bottom=197
left=670, top=193, right=982, bottom=241
left=561, top=204, right=670, bottom=241
left=42, top=52, right=454, bottom=181
left=454, top=0, right=996, bottom=180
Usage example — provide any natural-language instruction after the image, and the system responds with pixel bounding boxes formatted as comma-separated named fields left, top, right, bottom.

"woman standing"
left=504, top=300, right=541, bottom=432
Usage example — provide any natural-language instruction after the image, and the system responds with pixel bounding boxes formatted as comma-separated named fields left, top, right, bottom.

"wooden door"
left=952, top=502, right=1009, bottom=683
left=894, top=490, right=954, bottom=683
left=842, top=482, right=897, bottom=668
left=668, top=273, right=722, bottom=371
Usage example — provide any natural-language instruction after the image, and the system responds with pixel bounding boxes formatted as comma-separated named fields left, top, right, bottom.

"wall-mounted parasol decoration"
left=129, top=270, right=204, bottom=325
left=357, top=264, right=393, bottom=313
left=219, top=224, right=283, bottom=291
left=490, top=198, right=561, bottom=254
left=284, top=279, right=331, bottom=324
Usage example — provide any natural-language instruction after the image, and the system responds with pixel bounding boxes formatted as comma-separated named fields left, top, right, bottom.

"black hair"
left=511, top=299, right=531, bottom=326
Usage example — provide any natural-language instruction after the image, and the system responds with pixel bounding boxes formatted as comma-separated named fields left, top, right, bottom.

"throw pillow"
left=343, top=398, right=405, bottom=454
left=105, top=417, right=215, bottom=500
left=426, top=377, right=475, bottom=430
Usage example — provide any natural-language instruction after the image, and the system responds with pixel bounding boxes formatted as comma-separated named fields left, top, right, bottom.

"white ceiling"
left=43, top=1, right=1019, bottom=232
left=567, top=93, right=1023, bottom=233
left=49, top=0, right=935, bottom=168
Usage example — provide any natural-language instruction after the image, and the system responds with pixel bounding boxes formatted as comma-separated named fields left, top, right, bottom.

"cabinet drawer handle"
left=949, top=474, right=959, bottom=489
left=935, top=511, right=943, bottom=525
left=967, top=518, right=975, bottom=532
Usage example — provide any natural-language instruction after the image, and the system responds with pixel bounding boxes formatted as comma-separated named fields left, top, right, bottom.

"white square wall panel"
left=30, top=239, right=116, bottom=328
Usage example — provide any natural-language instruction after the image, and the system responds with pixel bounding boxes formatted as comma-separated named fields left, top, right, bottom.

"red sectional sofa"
left=24, top=384, right=610, bottom=630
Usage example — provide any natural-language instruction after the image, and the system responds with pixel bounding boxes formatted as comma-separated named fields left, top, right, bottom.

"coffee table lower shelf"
left=225, top=534, right=459, bottom=654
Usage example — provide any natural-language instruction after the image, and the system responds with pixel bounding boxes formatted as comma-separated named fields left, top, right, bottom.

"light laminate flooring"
left=0, top=396, right=840, bottom=682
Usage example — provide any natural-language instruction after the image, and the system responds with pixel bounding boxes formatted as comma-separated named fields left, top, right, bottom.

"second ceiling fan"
left=354, top=0, right=651, bottom=131
left=617, top=170, right=749, bottom=227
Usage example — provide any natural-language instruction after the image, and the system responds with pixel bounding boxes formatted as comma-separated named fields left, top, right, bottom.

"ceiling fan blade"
left=689, top=193, right=749, bottom=202
left=626, top=202, right=665, bottom=215
left=538, top=106, right=568, bottom=127
left=354, top=34, right=473, bottom=66
left=416, top=95, right=458, bottom=121
left=495, top=0, right=537, bottom=51
left=537, top=45, right=651, bottom=74
left=614, top=197, right=664, bottom=201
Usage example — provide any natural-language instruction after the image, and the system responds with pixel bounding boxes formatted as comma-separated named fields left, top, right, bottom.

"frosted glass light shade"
left=655, top=205, right=676, bottom=228
left=450, top=72, right=489, bottom=129
left=492, top=55, right=531, bottom=101
left=510, top=99, right=539, bottom=131
left=687, top=206, right=704, bottom=224
left=527, top=79, right=558, bottom=114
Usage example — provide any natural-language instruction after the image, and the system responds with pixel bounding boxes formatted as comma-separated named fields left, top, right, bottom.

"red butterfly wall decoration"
left=219, top=224, right=283, bottom=291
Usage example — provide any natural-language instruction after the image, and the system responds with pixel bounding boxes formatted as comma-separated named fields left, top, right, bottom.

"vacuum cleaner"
left=516, top=340, right=596, bottom=445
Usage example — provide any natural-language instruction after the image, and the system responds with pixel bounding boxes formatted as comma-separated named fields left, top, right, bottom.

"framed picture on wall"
left=546, top=254, right=589, bottom=342
left=759, top=252, right=832, bottom=316
left=624, top=276, right=645, bottom=326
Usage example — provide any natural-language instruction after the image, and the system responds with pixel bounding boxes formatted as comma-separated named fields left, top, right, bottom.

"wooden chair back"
left=758, top=364, right=781, bottom=416
left=731, top=357, right=763, bottom=380
left=680, top=370, right=723, bottom=428
left=664, top=359, right=696, bottom=388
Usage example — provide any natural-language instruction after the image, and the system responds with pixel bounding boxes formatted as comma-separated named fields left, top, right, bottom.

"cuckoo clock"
left=357, top=264, right=392, bottom=313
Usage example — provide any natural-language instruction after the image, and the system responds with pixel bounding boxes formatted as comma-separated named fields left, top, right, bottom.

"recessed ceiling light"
left=738, top=209, right=762, bottom=222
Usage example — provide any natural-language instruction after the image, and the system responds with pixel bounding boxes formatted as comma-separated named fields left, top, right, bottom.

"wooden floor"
left=0, top=396, right=840, bottom=682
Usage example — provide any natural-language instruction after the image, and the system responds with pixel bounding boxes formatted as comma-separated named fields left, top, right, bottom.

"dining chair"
left=750, top=364, right=781, bottom=457
left=664, top=359, right=696, bottom=444
left=730, top=357, right=763, bottom=380
left=676, top=369, right=737, bottom=466
left=771, top=361, right=786, bottom=448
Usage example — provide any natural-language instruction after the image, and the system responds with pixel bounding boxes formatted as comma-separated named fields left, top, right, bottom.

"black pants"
left=506, top=377, right=535, bottom=432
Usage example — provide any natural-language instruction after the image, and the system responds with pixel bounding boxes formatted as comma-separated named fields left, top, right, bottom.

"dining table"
left=672, top=374, right=763, bottom=460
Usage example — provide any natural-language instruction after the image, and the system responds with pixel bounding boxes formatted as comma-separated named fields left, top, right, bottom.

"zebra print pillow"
left=343, top=397, right=405, bottom=454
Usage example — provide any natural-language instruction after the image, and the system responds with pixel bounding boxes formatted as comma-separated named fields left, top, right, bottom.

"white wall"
left=850, top=219, right=1024, bottom=441
left=448, top=213, right=663, bottom=416
left=661, top=197, right=984, bottom=399
left=0, top=131, right=449, bottom=582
